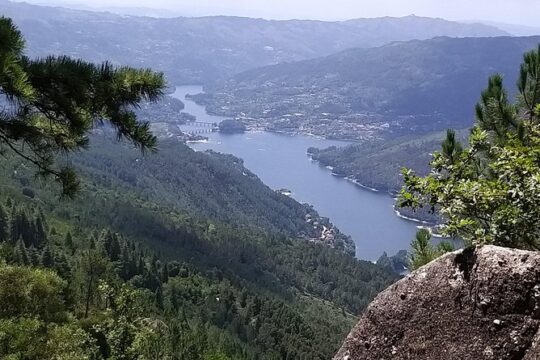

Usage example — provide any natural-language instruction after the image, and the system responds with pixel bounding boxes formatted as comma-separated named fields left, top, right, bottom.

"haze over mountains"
left=474, top=21, right=540, bottom=36
left=1, top=0, right=508, bottom=84
left=202, top=36, right=540, bottom=139
left=2, top=1, right=540, bottom=358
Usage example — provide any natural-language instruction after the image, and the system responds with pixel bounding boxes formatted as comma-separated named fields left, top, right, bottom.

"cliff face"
left=335, top=246, right=540, bottom=360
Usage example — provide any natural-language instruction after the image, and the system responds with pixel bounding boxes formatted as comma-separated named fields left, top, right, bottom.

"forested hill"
left=308, top=129, right=469, bottom=195
left=200, top=36, right=540, bottom=139
left=0, top=0, right=507, bottom=84
left=72, top=134, right=354, bottom=254
left=0, top=132, right=396, bottom=358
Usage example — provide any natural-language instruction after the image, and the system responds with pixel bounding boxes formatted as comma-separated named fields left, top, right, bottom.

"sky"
left=19, top=0, right=540, bottom=26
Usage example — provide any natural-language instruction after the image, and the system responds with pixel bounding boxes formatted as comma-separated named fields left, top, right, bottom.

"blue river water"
left=172, top=85, right=419, bottom=261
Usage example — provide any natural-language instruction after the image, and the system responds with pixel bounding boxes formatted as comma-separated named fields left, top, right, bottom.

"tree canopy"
left=0, top=16, right=165, bottom=196
left=400, top=45, right=540, bottom=251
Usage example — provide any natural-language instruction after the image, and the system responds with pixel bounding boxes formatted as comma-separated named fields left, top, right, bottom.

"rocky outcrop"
left=335, top=246, right=540, bottom=360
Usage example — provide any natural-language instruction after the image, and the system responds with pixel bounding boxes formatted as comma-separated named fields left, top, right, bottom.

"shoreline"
left=262, top=128, right=361, bottom=143
left=308, top=153, right=439, bottom=226
left=393, top=209, right=433, bottom=225
left=308, top=153, right=383, bottom=193
left=181, top=106, right=433, bottom=228
left=345, top=177, right=381, bottom=193
left=189, top=100, right=367, bottom=143
left=183, top=86, right=365, bottom=143
left=177, top=86, right=428, bottom=259
left=415, top=225, right=448, bottom=239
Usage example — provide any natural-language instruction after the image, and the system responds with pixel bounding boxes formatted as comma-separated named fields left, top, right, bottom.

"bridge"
left=181, top=121, right=219, bottom=135
left=189, top=122, right=217, bottom=128
left=186, top=128, right=214, bottom=134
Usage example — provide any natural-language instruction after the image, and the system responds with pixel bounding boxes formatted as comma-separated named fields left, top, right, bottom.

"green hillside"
left=201, top=36, right=540, bottom=139
left=308, top=129, right=469, bottom=194
left=0, top=134, right=396, bottom=359
left=0, top=0, right=507, bottom=84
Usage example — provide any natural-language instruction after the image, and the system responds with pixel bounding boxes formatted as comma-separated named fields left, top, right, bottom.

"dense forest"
left=73, top=134, right=354, bottom=254
left=306, top=130, right=466, bottom=223
left=0, top=135, right=396, bottom=359
left=308, top=129, right=469, bottom=194
left=0, top=15, right=397, bottom=359
left=7, top=4, right=539, bottom=357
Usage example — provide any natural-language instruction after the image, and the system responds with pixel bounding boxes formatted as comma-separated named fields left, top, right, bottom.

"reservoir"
left=173, top=85, right=419, bottom=261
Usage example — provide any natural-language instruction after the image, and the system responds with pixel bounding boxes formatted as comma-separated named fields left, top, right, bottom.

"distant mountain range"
left=26, top=1, right=186, bottom=18
left=201, top=36, right=540, bottom=139
left=474, top=21, right=540, bottom=36
left=0, top=0, right=508, bottom=84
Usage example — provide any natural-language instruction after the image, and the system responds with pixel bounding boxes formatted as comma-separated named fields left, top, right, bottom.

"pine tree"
left=64, top=231, right=74, bottom=254
left=0, top=16, right=165, bottom=196
left=13, top=238, right=29, bottom=265
left=160, top=264, right=169, bottom=283
left=475, top=74, right=518, bottom=140
left=409, top=229, right=436, bottom=270
left=9, top=207, right=18, bottom=244
left=0, top=205, right=8, bottom=242
left=33, top=216, right=47, bottom=248
left=155, top=286, right=164, bottom=310
left=41, top=246, right=55, bottom=268
left=19, top=211, right=32, bottom=247
left=28, top=246, right=39, bottom=266
left=102, top=230, right=114, bottom=254
left=109, top=235, right=121, bottom=262
left=88, top=236, right=96, bottom=250
left=408, top=229, right=455, bottom=270
left=517, top=45, right=540, bottom=119
left=441, top=129, right=463, bottom=165
left=54, top=252, right=71, bottom=278
left=400, top=46, right=540, bottom=249
left=78, top=249, right=109, bottom=318
left=239, top=290, right=247, bottom=308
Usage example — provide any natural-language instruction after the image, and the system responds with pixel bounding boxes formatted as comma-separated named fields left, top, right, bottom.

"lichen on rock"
left=335, top=245, right=540, bottom=360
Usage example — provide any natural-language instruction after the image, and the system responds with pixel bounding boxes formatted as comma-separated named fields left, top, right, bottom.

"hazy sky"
left=21, top=0, right=540, bottom=26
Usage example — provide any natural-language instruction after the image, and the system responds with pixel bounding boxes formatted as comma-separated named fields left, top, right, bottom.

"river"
left=172, top=85, right=419, bottom=261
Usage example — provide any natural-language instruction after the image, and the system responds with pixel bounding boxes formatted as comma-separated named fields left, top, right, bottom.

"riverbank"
left=174, top=85, right=421, bottom=260
left=307, top=152, right=442, bottom=228
left=391, top=204, right=437, bottom=225
left=264, top=127, right=359, bottom=143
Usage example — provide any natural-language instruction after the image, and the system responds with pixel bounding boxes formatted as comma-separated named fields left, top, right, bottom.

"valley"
left=175, top=86, right=420, bottom=260
left=1, top=0, right=507, bottom=84
left=1, top=1, right=539, bottom=358
left=199, top=36, right=540, bottom=140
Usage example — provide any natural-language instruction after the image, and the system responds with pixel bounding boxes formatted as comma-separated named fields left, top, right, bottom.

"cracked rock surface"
left=335, top=246, right=540, bottom=360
